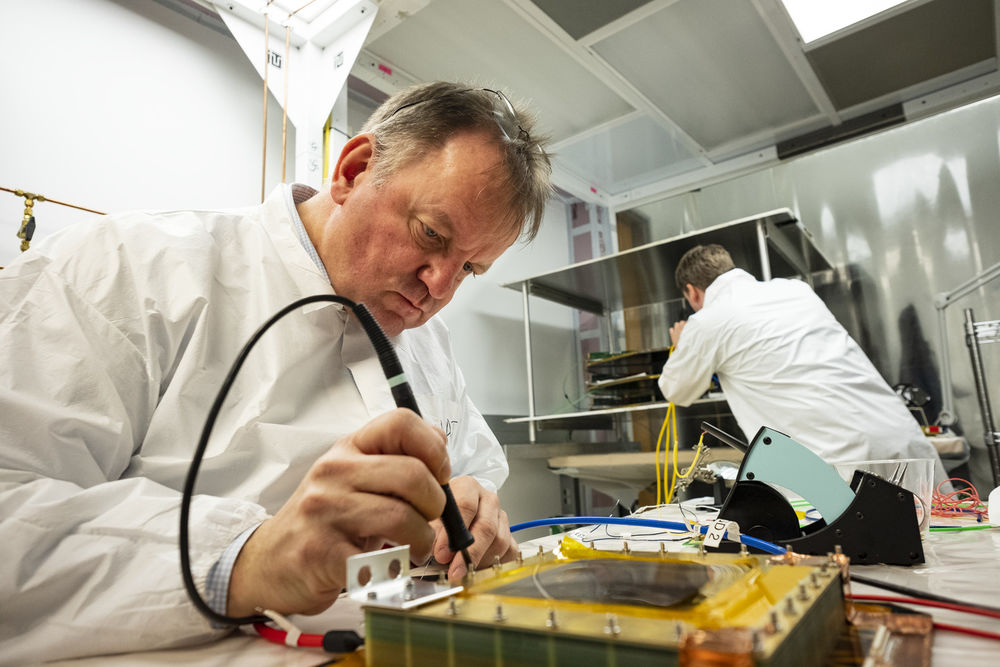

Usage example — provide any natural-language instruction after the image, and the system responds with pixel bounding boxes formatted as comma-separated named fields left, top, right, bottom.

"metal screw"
left=752, top=629, right=765, bottom=653
left=604, top=613, right=620, bottom=636
left=797, top=583, right=810, bottom=601
left=367, top=590, right=377, bottom=600
left=447, top=598, right=458, bottom=616
left=403, top=580, right=415, bottom=601
left=623, top=541, right=631, bottom=555
left=784, top=597, right=796, bottom=615
left=494, top=603, right=506, bottom=623
left=545, top=609, right=558, bottom=629
left=769, top=610, right=781, bottom=633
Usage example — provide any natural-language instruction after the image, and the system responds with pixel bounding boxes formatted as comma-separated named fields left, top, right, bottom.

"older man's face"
left=318, top=130, right=519, bottom=337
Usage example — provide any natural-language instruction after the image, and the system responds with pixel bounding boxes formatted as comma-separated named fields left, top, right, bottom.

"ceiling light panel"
left=591, top=0, right=821, bottom=150
left=365, top=0, right=634, bottom=143
left=270, top=0, right=340, bottom=23
left=781, top=0, right=909, bottom=43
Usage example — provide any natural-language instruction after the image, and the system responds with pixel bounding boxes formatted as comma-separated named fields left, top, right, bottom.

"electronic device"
left=349, top=538, right=846, bottom=666
left=702, top=423, right=925, bottom=566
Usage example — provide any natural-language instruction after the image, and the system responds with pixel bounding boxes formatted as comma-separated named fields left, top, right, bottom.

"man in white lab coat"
left=658, top=243, right=947, bottom=481
left=0, top=83, right=552, bottom=661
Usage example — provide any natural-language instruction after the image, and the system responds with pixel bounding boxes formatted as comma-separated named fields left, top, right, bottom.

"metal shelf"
left=502, top=208, right=830, bottom=315
left=503, top=208, right=831, bottom=441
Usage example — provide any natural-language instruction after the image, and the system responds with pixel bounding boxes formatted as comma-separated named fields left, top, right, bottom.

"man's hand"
left=430, top=475, right=518, bottom=581
left=669, top=319, right=687, bottom=347
left=226, top=409, right=450, bottom=617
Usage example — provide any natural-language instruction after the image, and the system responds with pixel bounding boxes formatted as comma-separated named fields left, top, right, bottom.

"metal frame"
left=933, top=259, right=1000, bottom=425
left=964, top=309, right=1000, bottom=486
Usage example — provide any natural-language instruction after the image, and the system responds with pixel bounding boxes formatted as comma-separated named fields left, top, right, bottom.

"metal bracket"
left=345, top=545, right=462, bottom=610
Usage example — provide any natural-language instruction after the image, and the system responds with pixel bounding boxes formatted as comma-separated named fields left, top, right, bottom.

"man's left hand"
left=430, top=475, right=518, bottom=581
left=669, top=319, right=687, bottom=347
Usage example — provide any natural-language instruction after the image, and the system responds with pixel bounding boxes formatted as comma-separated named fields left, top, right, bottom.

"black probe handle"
left=352, top=304, right=477, bottom=558
left=390, top=383, right=475, bottom=553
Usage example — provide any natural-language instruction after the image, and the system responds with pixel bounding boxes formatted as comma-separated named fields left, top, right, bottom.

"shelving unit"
left=502, top=208, right=832, bottom=443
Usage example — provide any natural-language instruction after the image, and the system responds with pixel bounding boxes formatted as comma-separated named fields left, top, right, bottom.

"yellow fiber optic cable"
left=654, top=407, right=670, bottom=505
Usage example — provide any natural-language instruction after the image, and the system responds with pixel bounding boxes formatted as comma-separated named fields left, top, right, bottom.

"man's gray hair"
left=675, top=244, right=736, bottom=290
left=361, top=81, right=553, bottom=241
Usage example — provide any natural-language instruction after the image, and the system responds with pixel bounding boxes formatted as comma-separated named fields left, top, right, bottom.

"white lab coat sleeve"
left=0, top=251, right=268, bottom=662
left=657, top=316, right=719, bottom=407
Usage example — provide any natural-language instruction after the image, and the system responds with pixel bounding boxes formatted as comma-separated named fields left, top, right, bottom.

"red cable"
left=850, top=595, right=1000, bottom=620
left=253, top=622, right=324, bottom=648
left=934, top=622, right=1000, bottom=641
left=931, top=477, right=987, bottom=519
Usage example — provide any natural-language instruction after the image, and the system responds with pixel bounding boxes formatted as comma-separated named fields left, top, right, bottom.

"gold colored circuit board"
left=362, top=538, right=847, bottom=666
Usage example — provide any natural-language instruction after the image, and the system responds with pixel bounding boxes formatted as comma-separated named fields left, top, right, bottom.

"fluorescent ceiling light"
left=781, top=0, right=909, bottom=43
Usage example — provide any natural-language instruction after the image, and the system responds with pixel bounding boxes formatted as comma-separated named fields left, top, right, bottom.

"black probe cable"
left=179, top=294, right=475, bottom=628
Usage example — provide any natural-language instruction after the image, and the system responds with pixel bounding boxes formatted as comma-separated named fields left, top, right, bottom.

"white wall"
left=0, top=0, right=292, bottom=265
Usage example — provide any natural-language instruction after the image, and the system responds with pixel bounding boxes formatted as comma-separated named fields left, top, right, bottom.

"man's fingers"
left=345, top=409, right=451, bottom=483
left=330, top=492, right=438, bottom=564
left=310, top=450, right=446, bottom=521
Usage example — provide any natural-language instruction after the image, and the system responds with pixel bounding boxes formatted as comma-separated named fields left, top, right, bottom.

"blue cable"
left=509, top=516, right=786, bottom=555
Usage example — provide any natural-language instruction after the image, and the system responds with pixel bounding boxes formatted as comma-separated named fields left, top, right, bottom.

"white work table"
left=48, top=504, right=1000, bottom=666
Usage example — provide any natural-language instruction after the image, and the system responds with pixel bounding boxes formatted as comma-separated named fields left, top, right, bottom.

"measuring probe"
left=352, top=304, right=476, bottom=570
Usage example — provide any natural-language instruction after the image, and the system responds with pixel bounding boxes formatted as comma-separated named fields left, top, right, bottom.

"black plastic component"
left=441, top=483, right=474, bottom=553
left=715, top=471, right=924, bottom=565
left=352, top=303, right=476, bottom=559
left=322, top=630, right=364, bottom=653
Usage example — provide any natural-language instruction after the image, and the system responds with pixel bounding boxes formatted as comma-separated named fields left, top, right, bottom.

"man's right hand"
left=669, top=319, right=687, bottom=347
left=226, top=408, right=450, bottom=617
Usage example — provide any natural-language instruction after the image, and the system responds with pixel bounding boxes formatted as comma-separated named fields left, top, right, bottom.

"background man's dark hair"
left=674, top=244, right=736, bottom=290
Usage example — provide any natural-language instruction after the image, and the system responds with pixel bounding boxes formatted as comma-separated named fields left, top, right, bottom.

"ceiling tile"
left=592, top=0, right=821, bottom=149
left=365, top=0, right=634, bottom=143
left=530, top=0, right=652, bottom=40
left=806, top=0, right=995, bottom=110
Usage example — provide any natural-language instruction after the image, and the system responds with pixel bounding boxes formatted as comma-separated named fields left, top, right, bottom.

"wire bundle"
left=654, top=403, right=705, bottom=505
left=931, top=477, right=987, bottom=520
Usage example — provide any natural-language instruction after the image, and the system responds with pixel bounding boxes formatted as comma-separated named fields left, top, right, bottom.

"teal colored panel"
left=742, top=427, right=855, bottom=521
